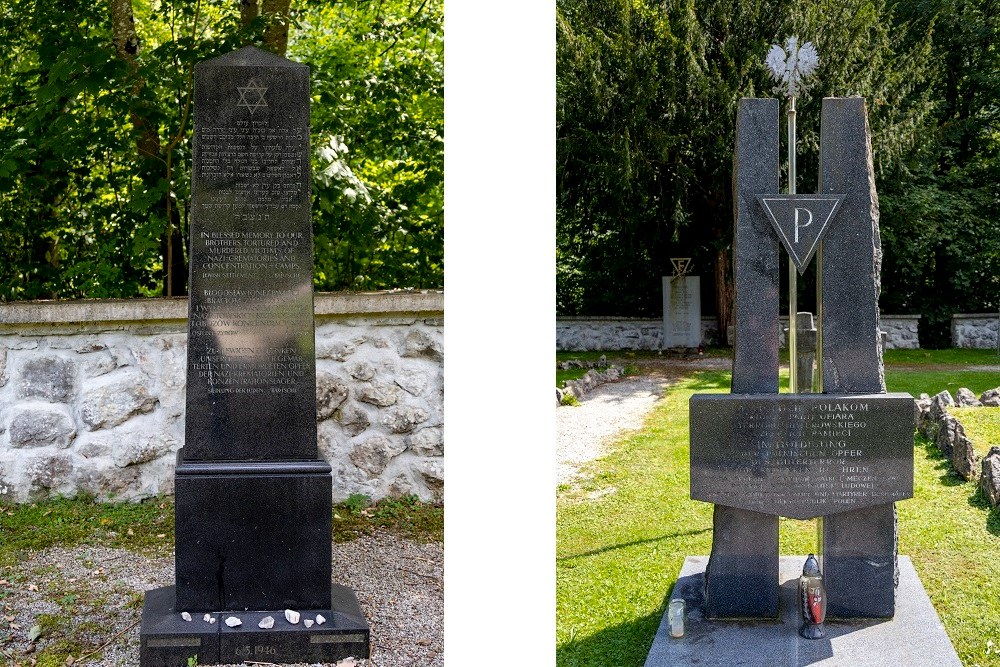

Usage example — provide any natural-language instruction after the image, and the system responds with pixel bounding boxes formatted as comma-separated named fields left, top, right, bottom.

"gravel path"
left=556, top=358, right=731, bottom=486
left=556, top=376, right=668, bottom=485
left=0, top=532, right=441, bottom=667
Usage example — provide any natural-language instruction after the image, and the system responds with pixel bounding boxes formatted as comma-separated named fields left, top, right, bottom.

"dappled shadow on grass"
left=918, top=432, right=1000, bottom=536
left=557, top=528, right=710, bottom=563
left=964, top=484, right=1000, bottom=537
left=985, top=506, right=1000, bottom=537
left=557, top=608, right=664, bottom=667
left=917, top=433, right=968, bottom=486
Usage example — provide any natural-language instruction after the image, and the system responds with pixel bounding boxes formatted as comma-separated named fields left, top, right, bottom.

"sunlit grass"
left=557, top=361, right=1000, bottom=667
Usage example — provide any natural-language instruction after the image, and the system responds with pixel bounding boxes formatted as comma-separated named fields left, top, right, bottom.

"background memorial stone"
left=662, top=276, right=701, bottom=348
left=818, top=96, right=899, bottom=618
left=703, top=97, right=780, bottom=619
left=785, top=312, right=817, bottom=393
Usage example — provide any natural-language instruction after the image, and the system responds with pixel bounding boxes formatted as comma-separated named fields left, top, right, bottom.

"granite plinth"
left=139, top=586, right=219, bottom=667
left=705, top=506, right=778, bottom=618
left=645, top=556, right=960, bottom=667
left=690, top=393, right=914, bottom=518
left=174, top=451, right=333, bottom=611
left=140, top=584, right=370, bottom=667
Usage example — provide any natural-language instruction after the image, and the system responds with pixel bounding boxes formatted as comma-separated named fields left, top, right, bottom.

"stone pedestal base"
left=139, top=584, right=370, bottom=667
left=174, top=453, right=334, bottom=611
left=705, top=505, right=779, bottom=618
left=645, top=555, right=959, bottom=667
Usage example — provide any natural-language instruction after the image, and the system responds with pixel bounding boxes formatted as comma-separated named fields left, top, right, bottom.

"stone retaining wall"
left=952, top=314, right=999, bottom=349
left=880, top=315, right=921, bottom=349
left=0, top=292, right=443, bottom=504
left=556, top=314, right=920, bottom=350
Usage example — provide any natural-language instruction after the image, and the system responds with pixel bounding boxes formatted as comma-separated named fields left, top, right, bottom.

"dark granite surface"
left=690, top=393, right=914, bottom=519
left=141, top=585, right=369, bottom=667
left=818, top=97, right=884, bottom=395
left=140, top=586, right=219, bottom=667
left=820, top=504, right=898, bottom=618
left=816, top=97, right=901, bottom=619
left=732, top=98, right=780, bottom=394
left=186, top=45, right=316, bottom=461
left=704, top=506, right=779, bottom=619
left=174, top=467, right=333, bottom=611
left=705, top=97, right=782, bottom=619
left=756, top=194, right=843, bottom=274
left=141, top=48, right=361, bottom=666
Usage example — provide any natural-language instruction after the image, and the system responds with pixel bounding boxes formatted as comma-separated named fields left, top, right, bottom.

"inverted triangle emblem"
left=756, top=195, right=845, bottom=274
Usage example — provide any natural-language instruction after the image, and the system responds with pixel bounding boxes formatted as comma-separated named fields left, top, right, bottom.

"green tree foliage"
left=879, top=0, right=1000, bottom=346
left=0, top=0, right=442, bottom=301
left=294, top=0, right=443, bottom=291
left=557, top=0, right=997, bottom=346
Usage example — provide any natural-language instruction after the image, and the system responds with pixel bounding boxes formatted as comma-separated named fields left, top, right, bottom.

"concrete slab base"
left=645, top=555, right=960, bottom=667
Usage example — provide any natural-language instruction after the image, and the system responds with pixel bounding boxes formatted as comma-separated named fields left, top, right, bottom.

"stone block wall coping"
left=952, top=313, right=999, bottom=320
left=556, top=313, right=922, bottom=321
left=0, top=291, right=444, bottom=328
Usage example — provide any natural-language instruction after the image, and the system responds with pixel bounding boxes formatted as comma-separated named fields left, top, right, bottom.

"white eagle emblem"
left=766, top=36, right=819, bottom=98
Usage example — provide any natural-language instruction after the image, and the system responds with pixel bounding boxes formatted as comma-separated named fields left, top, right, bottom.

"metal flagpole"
left=766, top=36, right=818, bottom=394
left=788, top=95, right=798, bottom=393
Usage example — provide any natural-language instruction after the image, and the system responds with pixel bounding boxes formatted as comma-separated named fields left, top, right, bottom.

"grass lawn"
left=952, top=407, right=1000, bottom=457
left=557, top=361, right=1000, bottom=667
left=0, top=494, right=443, bottom=568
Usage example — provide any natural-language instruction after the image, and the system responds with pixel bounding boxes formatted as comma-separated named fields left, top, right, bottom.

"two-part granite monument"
left=138, top=46, right=369, bottom=666
left=644, top=37, right=967, bottom=667
left=690, top=91, right=913, bottom=621
left=688, top=36, right=914, bottom=623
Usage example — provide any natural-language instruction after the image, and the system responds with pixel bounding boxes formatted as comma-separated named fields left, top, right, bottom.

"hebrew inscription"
left=690, top=393, right=913, bottom=518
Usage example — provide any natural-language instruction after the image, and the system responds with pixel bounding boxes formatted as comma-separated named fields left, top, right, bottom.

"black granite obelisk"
left=139, top=46, right=369, bottom=666
left=703, top=97, right=781, bottom=619
left=817, top=96, right=897, bottom=618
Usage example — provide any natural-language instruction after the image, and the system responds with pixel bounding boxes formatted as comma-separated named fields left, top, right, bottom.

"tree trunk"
left=109, top=0, right=187, bottom=297
left=261, top=0, right=293, bottom=56
left=240, top=0, right=260, bottom=28
left=715, top=246, right=733, bottom=346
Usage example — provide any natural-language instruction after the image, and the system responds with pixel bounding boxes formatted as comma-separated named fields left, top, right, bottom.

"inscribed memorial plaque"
left=690, top=393, right=913, bottom=519
left=186, top=46, right=316, bottom=461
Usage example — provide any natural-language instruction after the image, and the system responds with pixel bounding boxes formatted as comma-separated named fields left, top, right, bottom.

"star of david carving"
left=237, top=79, right=268, bottom=115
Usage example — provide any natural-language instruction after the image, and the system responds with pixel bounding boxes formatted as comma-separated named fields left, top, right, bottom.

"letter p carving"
left=794, top=207, right=813, bottom=244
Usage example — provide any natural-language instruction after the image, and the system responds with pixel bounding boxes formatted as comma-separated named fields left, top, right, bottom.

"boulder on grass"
left=955, top=387, right=982, bottom=407
left=981, top=387, right=1000, bottom=408
left=980, top=447, right=1000, bottom=507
